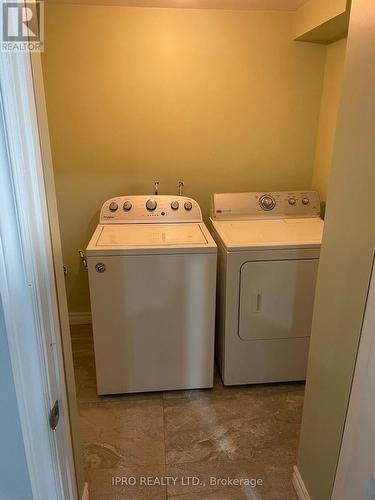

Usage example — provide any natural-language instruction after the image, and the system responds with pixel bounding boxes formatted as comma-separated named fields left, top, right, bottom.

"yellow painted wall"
left=312, top=38, right=347, bottom=205
left=42, top=4, right=326, bottom=312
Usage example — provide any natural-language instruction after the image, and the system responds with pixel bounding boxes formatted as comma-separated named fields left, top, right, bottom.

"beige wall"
left=312, top=37, right=347, bottom=206
left=42, top=4, right=326, bottom=312
left=297, top=0, right=375, bottom=498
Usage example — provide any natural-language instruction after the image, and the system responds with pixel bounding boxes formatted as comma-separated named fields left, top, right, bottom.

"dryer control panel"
left=100, top=195, right=202, bottom=224
left=211, top=191, right=321, bottom=220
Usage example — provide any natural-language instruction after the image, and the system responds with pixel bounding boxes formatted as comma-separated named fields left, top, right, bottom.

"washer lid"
left=97, top=223, right=207, bottom=246
left=211, top=218, right=324, bottom=250
left=87, top=223, right=217, bottom=255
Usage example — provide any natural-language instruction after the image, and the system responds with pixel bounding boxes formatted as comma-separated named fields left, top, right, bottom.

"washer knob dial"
left=302, top=197, right=310, bottom=205
left=146, top=198, right=157, bottom=211
left=259, top=195, right=276, bottom=211
left=109, top=202, right=118, bottom=212
left=184, top=201, right=193, bottom=211
left=171, top=200, right=179, bottom=210
left=288, top=197, right=297, bottom=206
left=123, top=201, right=132, bottom=211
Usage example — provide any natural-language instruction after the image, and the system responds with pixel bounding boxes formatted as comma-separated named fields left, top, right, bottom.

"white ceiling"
left=46, top=0, right=310, bottom=12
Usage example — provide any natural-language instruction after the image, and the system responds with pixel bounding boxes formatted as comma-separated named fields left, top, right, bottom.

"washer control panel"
left=100, top=195, right=202, bottom=224
left=211, top=191, right=321, bottom=220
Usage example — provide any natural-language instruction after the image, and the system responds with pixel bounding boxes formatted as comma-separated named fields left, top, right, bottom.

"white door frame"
left=0, top=51, right=78, bottom=499
left=30, top=49, right=86, bottom=499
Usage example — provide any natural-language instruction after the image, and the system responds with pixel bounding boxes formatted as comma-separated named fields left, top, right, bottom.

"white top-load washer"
left=87, top=195, right=217, bottom=394
left=210, top=191, right=324, bottom=385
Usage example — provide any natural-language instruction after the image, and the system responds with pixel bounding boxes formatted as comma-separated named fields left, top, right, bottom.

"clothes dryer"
left=210, top=191, right=323, bottom=385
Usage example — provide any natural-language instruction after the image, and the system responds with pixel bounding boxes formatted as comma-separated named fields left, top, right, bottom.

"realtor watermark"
left=111, top=475, right=264, bottom=488
left=1, top=0, right=44, bottom=52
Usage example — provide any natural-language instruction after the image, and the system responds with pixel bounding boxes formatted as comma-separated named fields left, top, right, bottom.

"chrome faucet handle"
left=154, top=181, right=159, bottom=196
left=178, top=181, right=184, bottom=196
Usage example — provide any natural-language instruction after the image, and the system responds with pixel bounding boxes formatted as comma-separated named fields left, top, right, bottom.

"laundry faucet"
left=178, top=181, right=184, bottom=196
left=154, top=181, right=159, bottom=196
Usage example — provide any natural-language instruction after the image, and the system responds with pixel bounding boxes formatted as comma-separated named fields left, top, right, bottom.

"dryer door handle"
left=251, top=290, right=262, bottom=313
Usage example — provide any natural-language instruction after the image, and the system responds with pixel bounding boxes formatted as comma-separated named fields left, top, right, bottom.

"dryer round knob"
left=109, top=202, right=118, bottom=212
left=259, top=195, right=276, bottom=211
left=184, top=201, right=193, bottom=211
left=171, top=201, right=179, bottom=210
left=146, top=198, right=157, bottom=211
left=302, top=197, right=310, bottom=205
left=123, top=201, right=132, bottom=211
left=288, top=197, right=297, bottom=206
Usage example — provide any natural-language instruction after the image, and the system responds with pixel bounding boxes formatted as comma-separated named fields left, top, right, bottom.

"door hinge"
left=49, top=400, right=59, bottom=431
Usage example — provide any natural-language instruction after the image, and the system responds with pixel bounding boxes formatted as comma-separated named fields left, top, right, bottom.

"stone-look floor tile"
left=73, top=355, right=95, bottom=392
left=166, top=461, right=297, bottom=499
left=86, top=464, right=167, bottom=500
left=70, top=323, right=93, bottom=336
left=72, top=324, right=303, bottom=499
left=71, top=326, right=94, bottom=351
left=79, top=399, right=165, bottom=469
left=71, top=331, right=94, bottom=344
left=164, top=391, right=302, bottom=465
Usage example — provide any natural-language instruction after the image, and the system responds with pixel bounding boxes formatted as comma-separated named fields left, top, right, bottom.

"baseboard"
left=293, top=466, right=311, bottom=500
left=69, top=312, right=92, bottom=325
left=81, top=482, right=89, bottom=500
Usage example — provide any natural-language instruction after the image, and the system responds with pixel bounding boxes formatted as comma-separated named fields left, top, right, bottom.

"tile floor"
left=72, top=324, right=303, bottom=500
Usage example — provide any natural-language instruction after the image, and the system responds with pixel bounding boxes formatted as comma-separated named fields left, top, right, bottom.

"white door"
left=31, top=52, right=84, bottom=497
left=0, top=52, right=78, bottom=499
left=332, top=260, right=375, bottom=500
left=239, top=259, right=319, bottom=341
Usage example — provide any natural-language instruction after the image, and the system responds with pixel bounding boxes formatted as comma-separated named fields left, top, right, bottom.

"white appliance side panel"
left=239, top=259, right=319, bottom=341
left=87, top=253, right=216, bottom=394
left=214, top=242, right=228, bottom=375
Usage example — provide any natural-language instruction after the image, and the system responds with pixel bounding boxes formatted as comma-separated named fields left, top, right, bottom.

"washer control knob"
left=288, top=197, right=297, bottom=206
left=146, top=198, right=157, bottom=211
left=123, top=201, right=132, bottom=211
left=259, top=195, right=276, bottom=211
left=171, top=200, right=179, bottom=210
left=302, top=197, right=310, bottom=205
left=184, top=201, right=193, bottom=211
left=109, top=202, right=118, bottom=212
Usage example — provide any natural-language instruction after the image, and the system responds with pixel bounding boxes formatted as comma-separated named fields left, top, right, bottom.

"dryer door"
left=238, top=259, right=318, bottom=341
